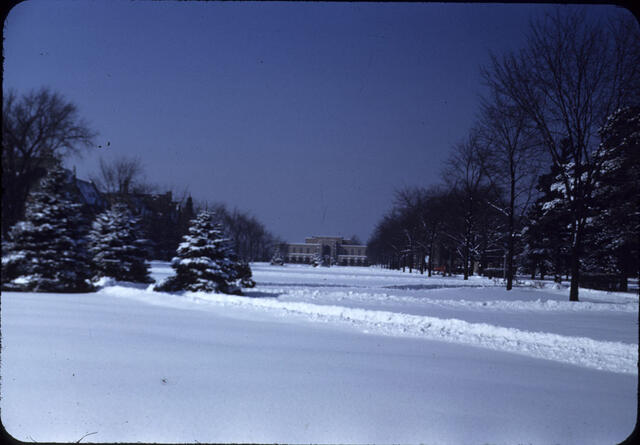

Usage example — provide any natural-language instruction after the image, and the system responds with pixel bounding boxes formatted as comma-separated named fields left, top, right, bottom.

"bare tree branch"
left=2, top=87, right=96, bottom=235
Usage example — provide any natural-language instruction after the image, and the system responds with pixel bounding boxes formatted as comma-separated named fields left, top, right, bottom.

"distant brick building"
left=104, top=190, right=183, bottom=260
left=285, top=236, right=368, bottom=266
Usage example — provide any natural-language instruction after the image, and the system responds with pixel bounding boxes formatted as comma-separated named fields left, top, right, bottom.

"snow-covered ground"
left=1, top=262, right=637, bottom=444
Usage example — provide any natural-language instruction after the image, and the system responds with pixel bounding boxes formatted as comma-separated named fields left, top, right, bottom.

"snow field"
left=1, top=261, right=637, bottom=443
left=147, top=261, right=639, bottom=373
left=101, top=283, right=637, bottom=375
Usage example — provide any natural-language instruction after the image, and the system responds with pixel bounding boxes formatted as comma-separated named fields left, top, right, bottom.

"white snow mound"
left=100, top=285, right=638, bottom=375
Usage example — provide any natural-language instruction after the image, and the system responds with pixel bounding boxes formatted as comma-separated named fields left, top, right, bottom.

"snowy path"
left=1, top=262, right=637, bottom=443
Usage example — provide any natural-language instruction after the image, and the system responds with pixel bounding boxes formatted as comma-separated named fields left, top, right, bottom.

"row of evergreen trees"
left=1, top=166, right=254, bottom=294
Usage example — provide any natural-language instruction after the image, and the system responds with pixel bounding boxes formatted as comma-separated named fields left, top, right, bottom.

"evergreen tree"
left=155, top=212, right=251, bottom=294
left=270, top=248, right=285, bottom=265
left=179, top=196, right=195, bottom=229
left=310, top=251, right=323, bottom=267
left=233, top=261, right=256, bottom=288
left=88, top=202, right=152, bottom=283
left=519, top=204, right=550, bottom=279
left=583, top=106, right=640, bottom=288
left=1, top=166, right=94, bottom=292
left=520, top=153, right=573, bottom=282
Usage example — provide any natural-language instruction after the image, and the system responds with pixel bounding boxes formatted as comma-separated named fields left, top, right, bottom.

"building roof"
left=75, top=179, right=104, bottom=206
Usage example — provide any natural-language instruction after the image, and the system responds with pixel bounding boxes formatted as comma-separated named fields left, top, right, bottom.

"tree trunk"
left=506, top=170, right=516, bottom=290
left=506, top=238, right=514, bottom=290
left=569, top=221, right=582, bottom=302
left=463, top=243, right=469, bottom=280
left=619, top=272, right=628, bottom=292
left=569, top=252, right=580, bottom=301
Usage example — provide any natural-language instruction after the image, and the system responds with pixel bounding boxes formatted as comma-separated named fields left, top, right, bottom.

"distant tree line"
left=1, top=164, right=254, bottom=294
left=367, top=10, right=640, bottom=301
left=2, top=87, right=281, bottom=293
left=1, top=87, right=281, bottom=262
left=197, top=202, right=285, bottom=263
left=84, top=155, right=283, bottom=262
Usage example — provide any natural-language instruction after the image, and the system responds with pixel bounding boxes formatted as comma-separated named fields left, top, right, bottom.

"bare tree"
left=477, top=90, right=542, bottom=290
left=393, top=189, right=421, bottom=273
left=483, top=9, right=640, bottom=301
left=168, top=184, right=190, bottom=207
left=91, top=156, right=154, bottom=197
left=393, top=186, right=448, bottom=275
left=348, top=234, right=363, bottom=245
left=442, top=131, right=490, bottom=279
left=2, top=87, right=96, bottom=235
left=419, top=188, right=449, bottom=276
left=367, top=209, right=406, bottom=270
left=368, top=183, right=501, bottom=277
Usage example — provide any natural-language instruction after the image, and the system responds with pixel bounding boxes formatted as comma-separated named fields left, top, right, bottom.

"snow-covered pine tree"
left=519, top=204, right=550, bottom=279
left=155, top=211, right=251, bottom=294
left=88, top=202, right=152, bottom=283
left=270, top=248, right=284, bottom=265
left=235, top=261, right=256, bottom=288
left=227, top=250, right=256, bottom=289
left=582, top=106, right=640, bottom=289
left=520, top=144, right=573, bottom=282
left=1, top=166, right=94, bottom=292
left=311, top=251, right=324, bottom=267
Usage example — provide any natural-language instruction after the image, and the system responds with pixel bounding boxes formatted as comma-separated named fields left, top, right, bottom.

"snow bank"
left=100, top=285, right=638, bottom=375
left=259, top=287, right=638, bottom=313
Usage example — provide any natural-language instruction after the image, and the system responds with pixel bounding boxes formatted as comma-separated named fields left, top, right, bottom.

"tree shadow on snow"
left=258, top=282, right=352, bottom=289
left=384, top=284, right=486, bottom=290
left=242, top=290, right=283, bottom=299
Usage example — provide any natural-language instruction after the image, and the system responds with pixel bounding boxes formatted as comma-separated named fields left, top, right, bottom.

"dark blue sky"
left=3, top=1, right=627, bottom=242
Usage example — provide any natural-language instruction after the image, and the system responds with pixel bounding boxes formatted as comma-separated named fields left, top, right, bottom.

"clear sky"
left=3, top=1, right=628, bottom=243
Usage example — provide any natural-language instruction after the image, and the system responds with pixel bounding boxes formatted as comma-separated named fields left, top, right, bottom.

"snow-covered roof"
left=75, top=179, right=104, bottom=206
